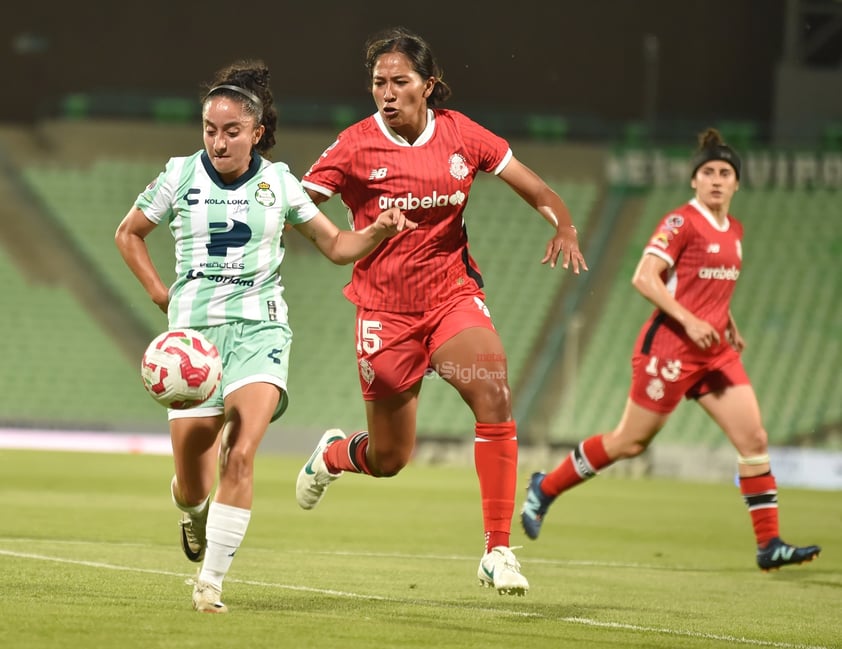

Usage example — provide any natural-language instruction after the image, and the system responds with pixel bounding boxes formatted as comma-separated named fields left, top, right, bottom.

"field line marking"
left=0, top=547, right=829, bottom=649
left=0, top=538, right=668, bottom=570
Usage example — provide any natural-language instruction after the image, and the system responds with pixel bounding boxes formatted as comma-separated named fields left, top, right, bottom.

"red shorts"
left=354, top=292, right=496, bottom=400
left=629, top=349, right=750, bottom=414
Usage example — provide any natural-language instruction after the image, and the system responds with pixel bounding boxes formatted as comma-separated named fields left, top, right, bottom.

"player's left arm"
left=497, top=157, right=587, bottom=273
left=294, top=208, right=417, bottom=265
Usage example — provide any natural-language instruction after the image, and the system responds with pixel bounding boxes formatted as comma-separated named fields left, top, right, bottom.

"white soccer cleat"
left=296, top=429, right=346, bottom=510
left=192, top=580, right=228, bottom=613
left=477, top=546, right=529, bottom=596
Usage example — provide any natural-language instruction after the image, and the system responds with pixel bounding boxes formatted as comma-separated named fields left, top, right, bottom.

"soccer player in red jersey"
left=295, top=26, right=587, bottom=595
left=520, top=128, right=821, bottom=572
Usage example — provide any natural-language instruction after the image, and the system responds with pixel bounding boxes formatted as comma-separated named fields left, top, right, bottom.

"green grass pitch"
left=0, top=449, right=838, bottom=648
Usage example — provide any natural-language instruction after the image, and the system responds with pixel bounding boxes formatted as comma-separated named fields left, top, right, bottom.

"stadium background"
left=1, top=0, right=839, bottom=485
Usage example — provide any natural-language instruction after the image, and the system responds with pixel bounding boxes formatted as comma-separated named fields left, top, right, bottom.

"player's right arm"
left=115, top=207, right=169, bottom=313
left=725, top=309, right=746, bottom=352
left=304, top=187, right=329, bottom=206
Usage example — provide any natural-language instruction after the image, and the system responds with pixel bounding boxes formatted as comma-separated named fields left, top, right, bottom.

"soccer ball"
left=141, top=329, right=222, bottom=409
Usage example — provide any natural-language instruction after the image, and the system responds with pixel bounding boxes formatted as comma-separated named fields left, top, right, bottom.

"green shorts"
left=167, top=321, right=292, bottom=422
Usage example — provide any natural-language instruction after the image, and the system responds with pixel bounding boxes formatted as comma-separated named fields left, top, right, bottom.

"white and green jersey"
left=136, top=151, right=319, bottom=327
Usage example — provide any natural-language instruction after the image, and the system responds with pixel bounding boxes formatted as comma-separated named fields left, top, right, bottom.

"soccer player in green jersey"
left=115, top=59, right=415, bottom=613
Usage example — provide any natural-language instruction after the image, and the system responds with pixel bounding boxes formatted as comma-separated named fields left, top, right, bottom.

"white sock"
left=199, top=502, right=251, bottom=590
left=177, top=498, right=209, bottom=517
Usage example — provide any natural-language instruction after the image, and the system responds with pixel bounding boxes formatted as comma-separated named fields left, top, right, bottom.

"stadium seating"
left=20, top=160, right=172, bottom=337
left=0, top=246, right=163, bottom=428
left=14, top=159, right=596, bottom=436
left=13, top=152, right=838, bottom=448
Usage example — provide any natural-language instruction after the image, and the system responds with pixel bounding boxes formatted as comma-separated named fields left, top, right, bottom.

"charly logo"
left=448, top=153, right=469, bottom=180
left=255, top=181, right=275, bottom=207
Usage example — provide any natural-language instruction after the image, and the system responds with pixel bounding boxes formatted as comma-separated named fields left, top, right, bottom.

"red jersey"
left=635, top=198, right=744, bottom=361
left=302, top=109, right=511, bottom=312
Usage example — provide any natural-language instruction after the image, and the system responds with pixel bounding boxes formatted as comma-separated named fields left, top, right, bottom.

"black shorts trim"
left=640, top=311, right=667, bottom=355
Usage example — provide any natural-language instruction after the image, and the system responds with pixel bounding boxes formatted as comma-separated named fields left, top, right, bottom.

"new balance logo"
left=369, top=167, right=388, bottom=180
left=771, top=546, right=795, bottom=562
left=706, top=243, right=720, bottom=253
left=524, top=491, right=544, bottom=519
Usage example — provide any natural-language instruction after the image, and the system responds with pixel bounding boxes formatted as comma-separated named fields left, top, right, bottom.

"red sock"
left=474, top=421, right=518, bottom=553
left=324, top=431, right=373, bottom=475
left=739, top=473, right=779, bottom=547
left=540, top=434, right=612, bottom=498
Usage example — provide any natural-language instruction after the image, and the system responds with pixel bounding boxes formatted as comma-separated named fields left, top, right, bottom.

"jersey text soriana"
left=302, top=109, right=512, bottom=313
left=639, top=198, right=744, bottom=359
left=136, top=151, right=318, bottom=327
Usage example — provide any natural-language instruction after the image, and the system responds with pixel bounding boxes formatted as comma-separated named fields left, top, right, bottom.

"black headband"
left=690, top=144, right=742, bottom=180
left=206, top=84, right=262, bottom=108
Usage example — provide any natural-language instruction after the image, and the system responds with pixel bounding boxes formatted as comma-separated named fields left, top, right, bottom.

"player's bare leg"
left=170, top=415, right=222, bottom=563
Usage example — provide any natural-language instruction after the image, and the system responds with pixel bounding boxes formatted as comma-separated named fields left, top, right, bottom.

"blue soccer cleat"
left=756, top=537, right=821, bottom=571
left=520, top=472, right=556, bottom=540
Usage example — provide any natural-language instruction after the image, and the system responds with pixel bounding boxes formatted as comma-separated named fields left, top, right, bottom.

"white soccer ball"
left=140, top=329, right=222, bottom=409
